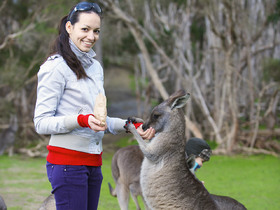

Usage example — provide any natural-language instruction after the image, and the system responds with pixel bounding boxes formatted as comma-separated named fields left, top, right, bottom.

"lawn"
left=0, top=143, right=279, bottom=210
left=197, top=155, right=280, bottom=210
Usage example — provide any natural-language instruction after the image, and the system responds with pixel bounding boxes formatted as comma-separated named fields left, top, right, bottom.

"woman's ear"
left=65, top=21, right=72, bottom=34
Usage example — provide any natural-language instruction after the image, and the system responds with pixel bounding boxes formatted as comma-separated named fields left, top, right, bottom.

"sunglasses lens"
left=76, top=2, right=102, bottom=14
left=92, top=3, right=102, bottom=14
left=68, top=2, right=102, bottom=21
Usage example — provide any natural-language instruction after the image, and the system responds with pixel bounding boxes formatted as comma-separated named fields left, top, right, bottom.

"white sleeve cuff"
left=64, top=115, right=79, bottom=131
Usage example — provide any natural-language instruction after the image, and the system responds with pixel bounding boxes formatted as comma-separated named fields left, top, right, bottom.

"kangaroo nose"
left=142, top=124, right=149, bottom=131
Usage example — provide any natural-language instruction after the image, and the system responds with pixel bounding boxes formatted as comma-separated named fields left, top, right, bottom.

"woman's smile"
left=82, top=40, right=94, bottom=49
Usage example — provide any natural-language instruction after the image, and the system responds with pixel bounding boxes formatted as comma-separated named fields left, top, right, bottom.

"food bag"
left=93, top=92, right=107, bottom=127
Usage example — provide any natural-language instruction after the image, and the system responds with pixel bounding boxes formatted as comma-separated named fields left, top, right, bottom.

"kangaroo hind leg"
left=116, top=184, right=130, bottom=210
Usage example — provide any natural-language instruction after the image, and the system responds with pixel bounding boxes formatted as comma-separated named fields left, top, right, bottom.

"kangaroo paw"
left=125, top=118, right=145, bottom=141
left=124, top=118, right=137, bottom=132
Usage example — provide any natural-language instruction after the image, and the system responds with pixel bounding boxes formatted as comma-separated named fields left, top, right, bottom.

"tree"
left=0, top=0, right=279, bottom=155
left=99, top=0, right=280, bottom=154
left=0, top=0, right=75, bottom=150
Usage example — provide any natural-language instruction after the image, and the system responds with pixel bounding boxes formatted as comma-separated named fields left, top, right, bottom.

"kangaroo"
left=109, top=146, right=246, bottom=210
left=126, top=89, right=246, bottom=210
left=0, top=115, right=18, bottom=156
left=38, top=194, right=55, bottom=210
left=108, top=145, right=149, bottom=210
left=0, top=195, right=7, bottom=210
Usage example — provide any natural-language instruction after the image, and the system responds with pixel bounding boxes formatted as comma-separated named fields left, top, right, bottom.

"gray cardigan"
left=34, top=40, right=126, bottom=154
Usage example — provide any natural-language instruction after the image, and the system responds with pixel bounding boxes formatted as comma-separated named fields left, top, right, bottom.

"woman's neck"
left=69, top=39, right=96, bottom=69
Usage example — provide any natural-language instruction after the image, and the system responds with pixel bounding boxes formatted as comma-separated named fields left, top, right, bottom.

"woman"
left=33, top=2, right=155, bottom=209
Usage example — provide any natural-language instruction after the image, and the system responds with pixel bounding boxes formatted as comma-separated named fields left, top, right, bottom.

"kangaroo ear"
left=171, top=93, right=190, bottom=110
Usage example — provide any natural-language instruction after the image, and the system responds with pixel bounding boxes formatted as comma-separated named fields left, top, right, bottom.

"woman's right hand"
left=88, top=115, right=107, bottom=132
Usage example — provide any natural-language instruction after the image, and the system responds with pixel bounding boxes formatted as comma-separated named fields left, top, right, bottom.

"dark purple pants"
left=46, top=162, right=103, bottom=210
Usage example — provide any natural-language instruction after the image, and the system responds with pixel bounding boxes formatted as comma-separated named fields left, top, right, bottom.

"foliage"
left=262, top=58, right=280, bottom=82
left=268, top=0, right=280, bottom=23
left=99, top=0, right=280, bottom=152
left=0, top=0, right=76, bottom=145
left=120, top=32, right=140, bottom=55
left=1, top=0, right=280, bottom=155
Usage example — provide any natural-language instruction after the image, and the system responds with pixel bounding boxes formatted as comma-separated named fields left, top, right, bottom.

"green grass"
left=197, top=155, right=280, bottom=210
left=0, top=156, right=52, bottom=209
left=0, top=151, right=279, bottom=209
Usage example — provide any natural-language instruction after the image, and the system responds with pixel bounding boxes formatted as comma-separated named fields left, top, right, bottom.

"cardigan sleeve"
left=33, top=61, right=79, bottom=135
left=105, top=116, right=127, bottom=135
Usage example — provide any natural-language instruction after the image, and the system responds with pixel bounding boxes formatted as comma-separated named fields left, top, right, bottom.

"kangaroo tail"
left=108, top=182, right=117, bottom=197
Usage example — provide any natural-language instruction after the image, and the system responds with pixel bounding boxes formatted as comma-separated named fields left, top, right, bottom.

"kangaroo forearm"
left=128, top=124, right=156, bottom=160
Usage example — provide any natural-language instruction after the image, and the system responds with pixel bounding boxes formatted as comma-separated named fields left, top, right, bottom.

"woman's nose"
left=88, top=31, right=98, bottom=41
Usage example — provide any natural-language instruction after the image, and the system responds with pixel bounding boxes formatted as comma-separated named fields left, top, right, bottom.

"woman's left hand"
left=137, top=125, right=155, bottom=140
left=88, top=115, right=107, bottom=132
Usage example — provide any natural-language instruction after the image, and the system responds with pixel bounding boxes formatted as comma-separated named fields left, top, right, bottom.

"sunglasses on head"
left=67, top=2, right=102, bottom=21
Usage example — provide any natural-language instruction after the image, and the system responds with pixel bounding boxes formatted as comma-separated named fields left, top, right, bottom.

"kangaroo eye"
left=153, top=114, right=160, bottom=120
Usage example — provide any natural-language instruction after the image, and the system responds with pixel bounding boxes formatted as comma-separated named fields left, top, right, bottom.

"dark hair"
left=49, top=7, right=101, bottom=80
left=185, top=137, right=212, bottom=161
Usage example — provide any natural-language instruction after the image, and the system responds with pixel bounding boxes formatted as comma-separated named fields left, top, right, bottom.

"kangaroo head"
left=142, top=90, right=190, bottom=134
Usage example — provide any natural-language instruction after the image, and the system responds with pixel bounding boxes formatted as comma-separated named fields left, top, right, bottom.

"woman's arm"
left=34, top=62, right=79, bottom=135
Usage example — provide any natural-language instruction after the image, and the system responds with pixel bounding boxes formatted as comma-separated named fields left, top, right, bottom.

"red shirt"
left=46, top=145, right=102, bottom=166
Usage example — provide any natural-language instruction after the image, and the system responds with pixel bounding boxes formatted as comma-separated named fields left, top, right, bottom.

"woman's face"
left=66, top=12, right=101, bottom=52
